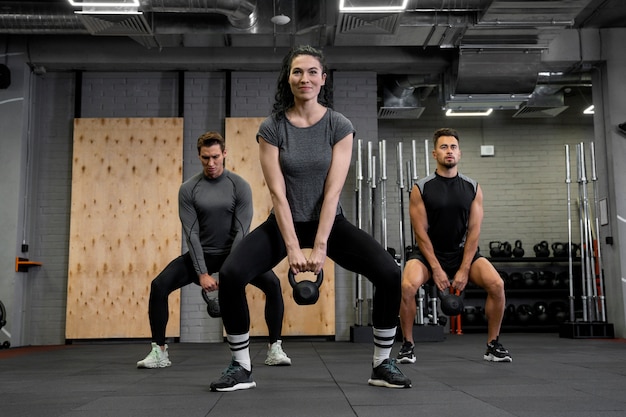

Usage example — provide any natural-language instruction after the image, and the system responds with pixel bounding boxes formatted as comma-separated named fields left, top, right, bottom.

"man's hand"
left=199, top=273, right=218, bottom=292
left=432, top=268, right=450, bottom=292
left=451, top=270, right=469, bottom=292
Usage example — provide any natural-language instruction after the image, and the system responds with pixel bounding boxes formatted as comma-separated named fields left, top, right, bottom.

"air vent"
left=338, top=13, right=400, bottom=34
left=77, top=13, right=152, bottom=36
left=378, top=107, right=425, bottom=119
left=513, top=105, right=569, bottom=118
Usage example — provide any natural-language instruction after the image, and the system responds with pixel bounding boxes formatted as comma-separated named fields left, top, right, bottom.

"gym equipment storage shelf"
left=461, top=257, right=581, bottom=333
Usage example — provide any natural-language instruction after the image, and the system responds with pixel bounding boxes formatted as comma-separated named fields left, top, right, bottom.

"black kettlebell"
left=438, top=288, right=465, bottom=316
left=523, top=270, right=537, bottom=288
left=500, top=241, right=512, bottom=257
left=463, top=306, right=477, bottom=324
left=503, top=304, right=516, bottom=325
left=489, top=241, right=502, bottom=258
left=537, top=270, right=554, bottom=288
left=534, top=301, right=549, bottom=323
left=533, top=241, right=550, bottom=257
left=288, top=269, right=324, bottom=305
left=516, top=304, right=533, bottom=325
left=509, top=271, right=523, bottom=289
left=551, top=242, right=567, bottom=258
left=512, top=240, right=525, bottom=258
left=201, top=289, right=221, bottom=318
left=548, top=301, right=568, bottom=323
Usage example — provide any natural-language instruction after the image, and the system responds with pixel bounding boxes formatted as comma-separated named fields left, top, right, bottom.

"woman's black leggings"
left=148, top=251, right=284, bottom=345
left=219, top=213, right=401, bottom=334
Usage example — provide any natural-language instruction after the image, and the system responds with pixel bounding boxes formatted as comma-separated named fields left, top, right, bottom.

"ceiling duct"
left=148, top=0, right=258, bottom=30
left=513, top=89, right=568, bottom=118
left=452, top=48, right=542, bottom=95
left=377, top=75, right=437, bottom=119
left=0, top=0, right=259, bottom=34
left=0, top=3, right=87, bottom=34
left=513, top=73, right=593, bottom=118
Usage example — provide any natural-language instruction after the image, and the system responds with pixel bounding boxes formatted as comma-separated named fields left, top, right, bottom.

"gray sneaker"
left=136, top=342, right=171, bottom=368
left=265, top=340, right=292, bottom=366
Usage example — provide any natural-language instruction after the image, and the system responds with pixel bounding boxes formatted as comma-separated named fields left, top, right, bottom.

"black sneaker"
left=210, top=360, right=257, bottom=392
left=397, top=341, right=416, bottom=364
left=483, top=337, right=512, bottom=362
left=368, top=358, right=412, bottom=388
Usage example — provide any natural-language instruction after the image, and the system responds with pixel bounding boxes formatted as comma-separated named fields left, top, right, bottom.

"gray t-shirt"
left=257, top=109, right=355, bottom=222
left=178, top=169, right=252, bottom=275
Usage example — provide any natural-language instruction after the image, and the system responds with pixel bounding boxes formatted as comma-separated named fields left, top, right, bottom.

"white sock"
left=227, top=332, right=251, bottom=371
left=372, top=327, right=396, bottom=368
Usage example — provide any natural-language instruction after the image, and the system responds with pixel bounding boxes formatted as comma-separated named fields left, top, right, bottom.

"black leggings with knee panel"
left=219, top=213, right=401, bottom=335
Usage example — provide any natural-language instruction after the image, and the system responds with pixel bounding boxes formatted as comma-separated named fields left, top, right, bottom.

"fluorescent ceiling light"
left=583, top=105, right=594, bottom=115
left=339, top=0, right=408, bottom=13
left=446, top=108, right=493, bottom=117
left=68, top=0, right=139, bottom=6
left=74, top=10, right=142, bottom=15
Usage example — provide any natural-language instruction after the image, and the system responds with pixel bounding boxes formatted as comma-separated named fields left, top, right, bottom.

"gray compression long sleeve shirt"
left=178, top=169, right=253, bottom=275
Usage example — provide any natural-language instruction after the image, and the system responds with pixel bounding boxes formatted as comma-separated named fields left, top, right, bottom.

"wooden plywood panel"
left=225, top=118, right=335, bottom=336
left=66, top=118, right=183, bottom=339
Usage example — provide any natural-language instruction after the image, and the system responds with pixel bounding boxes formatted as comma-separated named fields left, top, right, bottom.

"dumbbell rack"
left=462, top=256, right=581, bottom=333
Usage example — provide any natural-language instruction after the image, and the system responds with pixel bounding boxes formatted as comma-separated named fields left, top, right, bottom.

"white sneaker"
left=137, top=342, right=172, bottom=368
left=264, top=340, right=291, bottom=366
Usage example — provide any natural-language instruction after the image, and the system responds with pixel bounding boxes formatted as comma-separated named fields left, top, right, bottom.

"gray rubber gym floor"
left=1, top=332, right=625, bottom=417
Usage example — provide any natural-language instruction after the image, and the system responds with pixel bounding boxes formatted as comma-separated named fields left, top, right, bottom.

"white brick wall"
left=378, top=107, right=594, bottom=255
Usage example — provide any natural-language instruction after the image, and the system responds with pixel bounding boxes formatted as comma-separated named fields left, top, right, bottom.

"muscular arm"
left=409, top=184, right=449, bottom=291
left=179, top=183, right=208, bottom=275
left=452, top=184, right=484, bottom=291
left=258, top=137, right=307, bottom=273
left=230, top=178, right=253, bottom=249
left=308, top=133, right=353, bottom=274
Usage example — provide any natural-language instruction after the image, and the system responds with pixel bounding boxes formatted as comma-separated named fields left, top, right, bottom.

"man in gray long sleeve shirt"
left=137, top=131, right=290, bottom=369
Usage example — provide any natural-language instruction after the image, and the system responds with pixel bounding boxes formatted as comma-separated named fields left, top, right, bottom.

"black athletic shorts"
left=406, top=245, right=483, bottom=280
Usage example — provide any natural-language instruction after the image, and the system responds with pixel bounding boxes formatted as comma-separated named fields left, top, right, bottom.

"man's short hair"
left=433, top=128, right=460, bottom=147
left=196, top=131, right=225, bottom=154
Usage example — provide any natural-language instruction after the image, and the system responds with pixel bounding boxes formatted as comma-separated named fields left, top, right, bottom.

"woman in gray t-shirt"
left=211, top=45, right=411, bottom=392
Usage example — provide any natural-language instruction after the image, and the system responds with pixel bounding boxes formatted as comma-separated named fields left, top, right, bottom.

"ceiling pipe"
left=148, top=0, right=258, bottom=29
left=0, top=0, right=258, bottom=33
left=0, top=3, right=86, bottom=33
left=534, top=72, right=593, bottom=95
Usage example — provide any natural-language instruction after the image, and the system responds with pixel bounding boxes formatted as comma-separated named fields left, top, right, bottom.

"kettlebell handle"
left=288, top=269, right=324, bottom=305
left=438, top=287, right=464, bottom=299
left=288, top=269, right=324, bottom=288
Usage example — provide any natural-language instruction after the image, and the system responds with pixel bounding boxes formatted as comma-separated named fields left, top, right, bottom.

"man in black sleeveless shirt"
left=397, top=128, right=511, bottom=364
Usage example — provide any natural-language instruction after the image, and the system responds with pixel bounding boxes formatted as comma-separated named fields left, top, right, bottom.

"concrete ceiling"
left=1, top=0, right=624, bottom=117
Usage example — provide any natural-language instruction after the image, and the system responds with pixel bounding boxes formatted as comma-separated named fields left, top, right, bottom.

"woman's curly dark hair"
left=272, top=45, right=333, bottom=119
